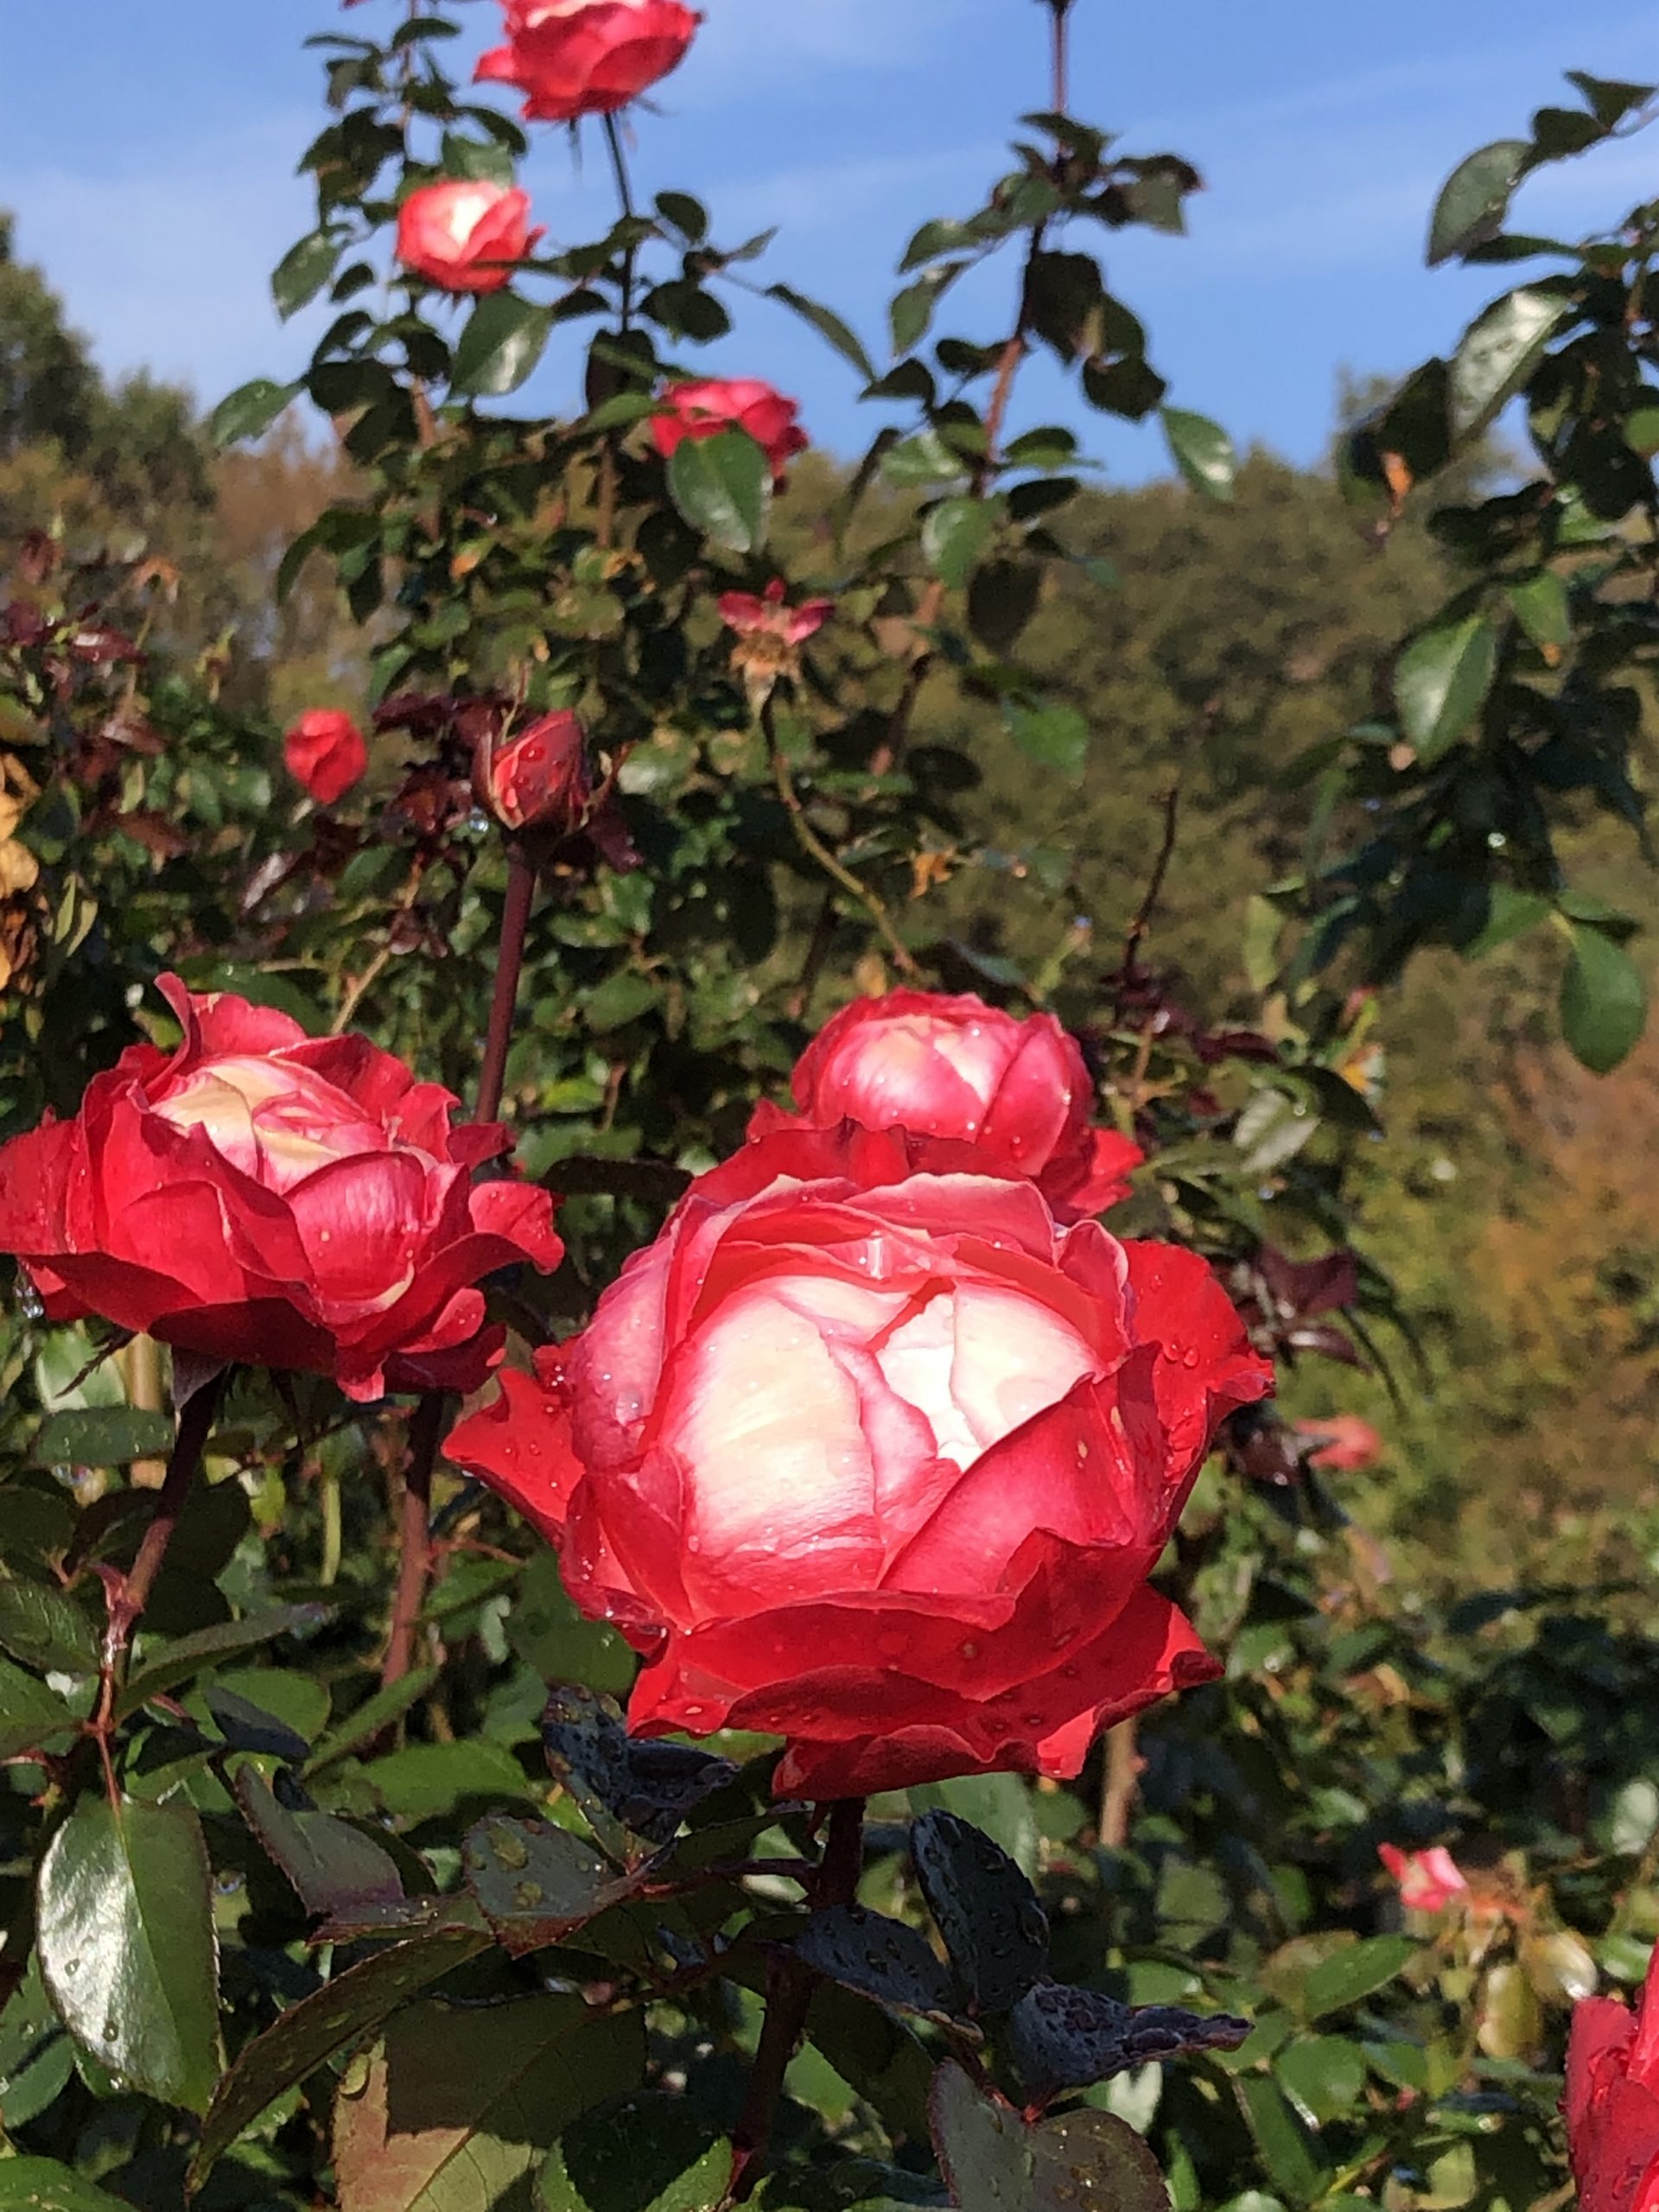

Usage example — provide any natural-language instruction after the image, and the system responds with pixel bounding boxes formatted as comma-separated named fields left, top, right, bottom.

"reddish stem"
left=474, top=842, right=537, bottom=1126
left=380, top=1388, right=447, bottom=1693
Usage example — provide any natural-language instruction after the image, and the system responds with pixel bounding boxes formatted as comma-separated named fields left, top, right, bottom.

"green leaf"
left=1003, top=700, right=1088, bottom=784
left=1235, top=2075, right=1326, bottom=2205
left=507, top=1553, right=635, bottom=1700
left=0, top=2161, right=135, bottom=2212
left=0, top=1958, right=75, bottom=2130
left=273, top=230, right=341, bottom=319
left=234, top=1767, right=405, bottom=1922
left=912, top=1809, right=1048, bottom=2015
left=0, top=1575, right=99, bottom=1675
left=1465, top=885, right=1551, bottom=958
left=37, top=1796, right=221, bottom=2113
left=890, top=266, right=963, bottom=356
left=1161, top=406, right=1236, bottom=500
left=1427, top=140, right=1529, bottom=265
left=31, top=1406, right=173, bottom=1468
left=208, top=377, right=301, bottom=447
left=539, top=2092, right=733, bottom=2212
left=120, top=1602, right=335, bottom=1717
left=793, top=1904, right=963, bottom=2024
left=451, top=291, right=554, bottom=397
left=911, top=1774, right=1039, bottom=1877
left=461, top=1816, right=619, bottom=1955
left=666, top=429, right=771, bottom=555
left=1564, top=71, right=1656, bottom=130
left=1301, top=1934, right=1418, bottom=2020
left=305, top=1665, right=441, bottom=1774
left=921, top=498, right=998, bottom=589
left=1560, top=923, right=1648, bottom=1074
left=365, top=1738, right=536, bottom=1823
left=1392, top=613, right=1500, bottom=762
left=332, top=1998, right=645, bottom=2211
left=882, top=429, right=969, bottom=487
left=1008, top=1983, right=1249, bottom=2105
left=1506, top=569, right=1571, bottom=653
left=0, top=1654, right=86, bottom=1760
left=1276, top=2035, right=1369, bottom=2125
left=929, top=2060, right=1170, bottom=2212
left=766, top=283, right=876, bottom=384
left=1449, top=286, right=1569, bottom=435
left=188, top=1925, right=489, bottom=2194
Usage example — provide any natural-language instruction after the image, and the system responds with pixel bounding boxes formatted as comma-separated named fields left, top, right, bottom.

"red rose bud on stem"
left=284, top=708, right=367, bottom=804
left=476, top=0, right=702, bottom=123
left=1565, top=1943, right=1659, bottom=2212
left=751, top=988, right=1144, bottom=1221
left=446, top=1124, right=1269, bottom=1797
left=651, top=378, right=809, bottom=486
left=396, top=180, right=543, bottom=294
left=475, top=709, right=592, bottom=835
left=0, top=976, right=563, bottom=1402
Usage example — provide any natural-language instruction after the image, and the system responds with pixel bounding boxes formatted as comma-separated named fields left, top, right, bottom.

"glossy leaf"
left=272, top=230, right=340, bottom=320
left=462, top=1815, right=618, bottom=1955
left=451, top=291, right=555, bottom=397
left=209, top=377, right=302, bottom=446
left=541, top=1682, right=737, bottom=1856
left=234, top=1767, right=405, bottom=1921
left=0, top=1655, right=85, bottom=1760
left=921, top=499, right=998, bottom=589
left=189, top=1926, right=489, bottom=2194
left=911, top=1809, right=1048, bottom=2015
left=0, top=2162, right=134, bottom=2212
left=1560, top=922, right=1647, bottom=1073
left=0, top=1576, right=98, bottom=1676
left=333, top=1997, right=645, bottom=2211
left=1161, top=407, right=1236, bottom=500
left=929, top=2061, right=1170, bottom=2212
left=667, top=429, right=771, bottom=555
left=1301, top=1935, right=1418, bottom=2020
left=1007, top=1981, right=1249, bottom=2106
left=120, top=1602, right=334, bottom=1716
left=31, top=1407, right=173, bottom=1468
left=1003, top=701, right=1087, bottom=783
left=539, top=2093, right=734, bottom=2212
left=1427, top=140, right=1529, bottom=264
left=36, top=1796, right=220, bottom=2113
left=1392, top=613, right=1499, bottom=762
left=1449, top=286, right=1569, bottom=435
left=793, top=1904, right=963, bottom=2024
left=766, top=283, right=877, bottom=383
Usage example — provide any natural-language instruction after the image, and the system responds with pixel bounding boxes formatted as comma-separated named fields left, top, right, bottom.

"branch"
left=766, top=706, right=921, bottom=978
left=1120, top=783, right=1181, bottom=985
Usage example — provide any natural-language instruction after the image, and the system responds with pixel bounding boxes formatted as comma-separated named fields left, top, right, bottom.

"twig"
left=730, top=1800, right=866, bottom=2203
left=766, top=702, right=919, bottom=978
left=1099, top=1716, right=1141, bottom=1849
left=1120, top=783, right=1180, bottom=986
left=380, top=1390, right=446, bottom=1692
left=474, top=843, right=537, bottom=1125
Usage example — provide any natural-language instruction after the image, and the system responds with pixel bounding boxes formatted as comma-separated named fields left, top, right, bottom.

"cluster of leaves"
left=1282, top=69, right=1659, bottom=1073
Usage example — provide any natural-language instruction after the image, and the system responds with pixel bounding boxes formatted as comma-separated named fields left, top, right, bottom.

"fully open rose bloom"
left=396, top=180, right=543, bottom=294
left=283, top=709, right=367, bottom=805
left=650, top=378, right=809, bottom=486
left=1565, top=1945, right=1659, bottom=2212
left=446, top=1124, right=1269, bottom=1796
left=476, top=0, right=702, bottom=123
left=751, top=990, right=1144, bottom=1222
left=0, top=977, right=562, bottom=1401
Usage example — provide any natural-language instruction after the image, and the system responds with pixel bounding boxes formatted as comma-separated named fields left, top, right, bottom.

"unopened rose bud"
left=284, top=708, right=368, bottom=805
left=476, top=710, right=591, bottom=835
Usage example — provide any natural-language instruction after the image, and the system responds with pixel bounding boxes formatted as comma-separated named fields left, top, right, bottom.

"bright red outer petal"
left=157, top=972, right=308, bottom=1061
left=1044, top=1126, right=1145, bottom=1219
left=0, top=1118, right=79, bottom=1254
left=445, top=1355, right=584, bottom=1546
left=1122, top=1238, right=1275, bottom=1477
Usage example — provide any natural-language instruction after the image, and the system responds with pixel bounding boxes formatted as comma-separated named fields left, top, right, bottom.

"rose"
left=0, top=976, right=563, bottom=1402
left=446, top=1123, right=1269, bottom=1796
left=1294, top=1413, right=1382, bottom=1471
left=719, top=580, right=833, bottom=704
left=650, top=378, right=809, bottom=486
left=750, top=989, right=1144, bottom=1222
left=1564, top=1948, right=1659, bottom=2212
left=283, top=709, right=367, bottom=804
left=396, top=181, right=543, bottom=294
left=476, top=710, right=592, bottom=833
left=476, top=1, right=702, bottom=124
left=1378, top=1843, right=1467, bottom=1914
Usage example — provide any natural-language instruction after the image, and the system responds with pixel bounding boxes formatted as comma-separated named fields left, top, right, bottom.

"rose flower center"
left=153, top=1057, right=394, bottom=1193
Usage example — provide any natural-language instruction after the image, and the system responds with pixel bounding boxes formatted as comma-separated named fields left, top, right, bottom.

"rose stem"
left=1099, top=1715, right=1141, bottom=1849
left=91, top=1369, right=227, bottom=1803
left=380, top=841, right=538, bottom=1692
left=730, top=1797, right=867, bottom=2202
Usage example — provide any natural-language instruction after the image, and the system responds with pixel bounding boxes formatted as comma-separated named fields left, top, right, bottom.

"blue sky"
left=3, top=0, right=1656, bottom=480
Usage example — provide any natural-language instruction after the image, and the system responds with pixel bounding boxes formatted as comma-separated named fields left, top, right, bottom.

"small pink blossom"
left=1379, top=1843, right=1468, bottom=1914
left=1295, top=1413, right=1383, bottom=1471
left=718, top=578, right=833, bottom=648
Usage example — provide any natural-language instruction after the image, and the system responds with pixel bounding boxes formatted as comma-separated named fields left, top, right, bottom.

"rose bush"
left=1565, top=1947, right=1659, bottom=2212
left=283, top=707, right=367, bottom=804
left=476, top=0, right=702, bottom=123
left=395, top=179, right=543, bottom=293
left=649, top=376, right=809, bottom=485
left=447, top=1122, right=1268, bottom=1796
left=750, top=988, right=1144, bottom=1222
left=0, top=976, right=563, bottom=1399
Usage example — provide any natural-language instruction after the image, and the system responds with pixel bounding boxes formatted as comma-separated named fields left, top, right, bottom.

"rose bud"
left=650, top=378, right=809, bottom=486
left=0, top=976, right=563, bottom=1402
left=284, top=709, right=368, bottom=805
left=446, top=1123, right=1270, bottom=1798
left=476, top=710, right=593, bottom=835
left=1565, top=1946, right=1659, bottom=2212
left=1294, top=1412, right=1382, bottom=1471
left=1378, top=1843, right=1468, bottom=1915
left=396, top=180, right=543, bottom=295
left=476, top=0, right=702, bottom=124
left=718, top=579, right=833, bottom=705
left=750, top=988, right=1144, bottom=1223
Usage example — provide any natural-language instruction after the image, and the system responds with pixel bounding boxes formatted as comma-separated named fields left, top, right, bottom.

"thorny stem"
left=90, top=1370, right=226, bottom=1805
left=382, top=842, right=537, bottom=1692
left=730, top=1800, right=867, bottom=2203
left=764, top=699, right=920, bottom=977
